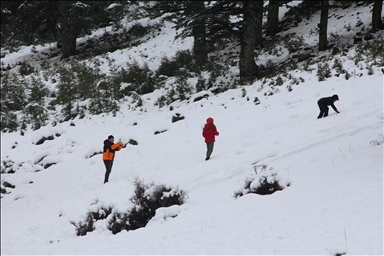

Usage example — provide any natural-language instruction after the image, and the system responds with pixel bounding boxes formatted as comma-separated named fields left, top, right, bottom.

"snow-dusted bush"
left=130, top=178, right=187, bottom=213
left=71, top=203, right=114, bottom=236
left=370, top=134, right=384, bottom=146
left=107, top=179, right=187, bottom=234
left=32, top=127, right=64, bottom=145
left=234, top=165, right=291, bottom=198
left=1, top=159, right=15, bottom=174
left=1, top=159, right=24, bottom=174
left=70, top=213, right=95, bottom=236
left=90, top=205, right=114, bottom=221
left=1, top=186, right=8, bottom=196
left=1, top=181, right=15, bottom=197
left=172, top=113, right=185, bottom=123
left=107, top=211, right=130, bottom=235
left=3, top=181, right=15, bottom=189
left=41, top=156, right=62, bottom=169
left=317, top=62, right=332, bottom=82
left=73, top=179, right=187, bottom=236
left=156, top=49, right=196, bottom=78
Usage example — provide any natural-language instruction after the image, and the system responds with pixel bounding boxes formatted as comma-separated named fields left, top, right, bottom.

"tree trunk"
left=59, top=2, right=78, bottom=59
left=319, top=0, right=328, bottom=51
left=191, top=1, right=208, bottom=67
left=372, top=0, right=384, bottom=31
left=240, top=1, right=259, bottom=84
left=266, top=0, right=280, bottom=36
left=255, top=1, right=264, bottom=48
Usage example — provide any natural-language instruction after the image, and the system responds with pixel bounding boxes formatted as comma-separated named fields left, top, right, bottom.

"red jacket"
left=202, top=117, right=219, bottom=142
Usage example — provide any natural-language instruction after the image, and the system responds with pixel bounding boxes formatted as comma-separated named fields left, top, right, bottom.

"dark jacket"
left=202, top=117, right=219, bottom=143
left=103, top=140, right=122, bottom=161
left=318, top=95, right=339, bottom=112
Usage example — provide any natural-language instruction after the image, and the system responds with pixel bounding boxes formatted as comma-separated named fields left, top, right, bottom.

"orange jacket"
left=103, top=140, right=123, bottom=161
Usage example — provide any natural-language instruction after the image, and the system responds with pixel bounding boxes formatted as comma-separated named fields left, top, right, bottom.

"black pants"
left=206, top=142, right=214, bottom=160
left=317, top=103, right=329, bottom=119
left=104, top=160, right=113, bottom=183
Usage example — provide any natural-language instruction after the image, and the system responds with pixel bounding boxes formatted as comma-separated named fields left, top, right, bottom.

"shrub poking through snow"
left=90, top=205, right=114, bottom=221
left=107, top=211, right=130, bottom=235
left=70, top=213, right=95, bottom=236
left=72, top=179, right=187, bottom=236
left=71, top=203, right=114, bottom=236
left=1, top=186, right=8, bottom=196
left=172, top=113, right=185, bottom=123
left=234, top=165, right=290, bottom=198
left=107, top=179, right=187, bottom=234
left=154, top=129, right=168, bottom=135
left=3, top=181, right=15, bottom=189
left=1, top=159, right=15, bottom=173
left=370, top=134, right=384, bottom=146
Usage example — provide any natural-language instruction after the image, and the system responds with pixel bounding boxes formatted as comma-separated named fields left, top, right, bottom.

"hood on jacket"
left=104, top=139, right=111, bottom=145
left=332, top=94, right=339, bottom=101
left=206, top=117, right=214, bottom=124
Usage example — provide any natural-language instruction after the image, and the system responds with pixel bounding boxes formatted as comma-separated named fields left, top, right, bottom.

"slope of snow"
left=1, top=2, right=383, bottom=255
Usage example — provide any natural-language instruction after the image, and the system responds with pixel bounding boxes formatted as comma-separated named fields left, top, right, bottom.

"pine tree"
left=372, top=0, right=384, bottom=31
left=240, top=1, right=259, bottom=84
left=319, top=0, right=329, bottom=51
left=0, top=73, right=27, bottom=131
left=24, top=76, right=50, bottom=130
left=89, top=80, right=119, bottom=115
left=1, top=1, right=128, bottom=58
left=0, top=73, right=27, bottom=112
left=266, top=0, right=280, bottom=36
left=56, top=64, right=77, bottom=120
left=70, top=62, right=102, bottom=100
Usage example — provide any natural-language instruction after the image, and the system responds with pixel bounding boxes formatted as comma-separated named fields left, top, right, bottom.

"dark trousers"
left=206, top=142, right=214, bottom=159
left=317, top=103, right=329, bottom=119
left=104, top=160, right=113, bottom=183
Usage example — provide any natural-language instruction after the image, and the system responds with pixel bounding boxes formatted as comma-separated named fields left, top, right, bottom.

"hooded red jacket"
left=202, top=117, right=219, bottom=142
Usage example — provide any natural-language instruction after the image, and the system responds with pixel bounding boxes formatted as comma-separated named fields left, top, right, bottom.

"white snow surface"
left=1, top=2, right=383, bottom=255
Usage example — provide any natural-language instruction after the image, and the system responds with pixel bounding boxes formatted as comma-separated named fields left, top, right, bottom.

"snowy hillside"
left=1, top=2, right=383, bottom=255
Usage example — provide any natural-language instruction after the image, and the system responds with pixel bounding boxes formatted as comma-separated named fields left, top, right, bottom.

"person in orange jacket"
left=202, top=117, right=219, bottom=161
left=103, top=135, right=123, bottom=184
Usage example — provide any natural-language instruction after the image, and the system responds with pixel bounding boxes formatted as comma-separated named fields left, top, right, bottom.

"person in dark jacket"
left=317, top=94, right=340, bottom=119
left=202, top=117, right=219, bottom=161
left=102, top=135, right=123, bottom=184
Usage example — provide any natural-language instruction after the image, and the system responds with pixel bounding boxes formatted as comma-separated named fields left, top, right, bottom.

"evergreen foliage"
left=56, top=65, right=77, bottom=120
left=0, top=73, right=27, bottom=132
left=1, top=1, right=129, bottom=57
left=111, top=61, right=156, bottom=97
left=317, top=62, right=332, bottom=82
left=0, top=1, right=383, bottom=132
left=24, top=76, right=50, bottom=130
left=157, top=50, right=197, bottom=78
left=89, top=80, right=120, bottom=115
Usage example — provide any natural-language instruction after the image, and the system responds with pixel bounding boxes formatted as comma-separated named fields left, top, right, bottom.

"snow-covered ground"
left=1, top=2, right=383, bottom=255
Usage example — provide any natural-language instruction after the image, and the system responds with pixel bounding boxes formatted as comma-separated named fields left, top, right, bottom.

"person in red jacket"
left=103, top=135, right=123, bottom=184
left=202, top=117, right=219, bottom=161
